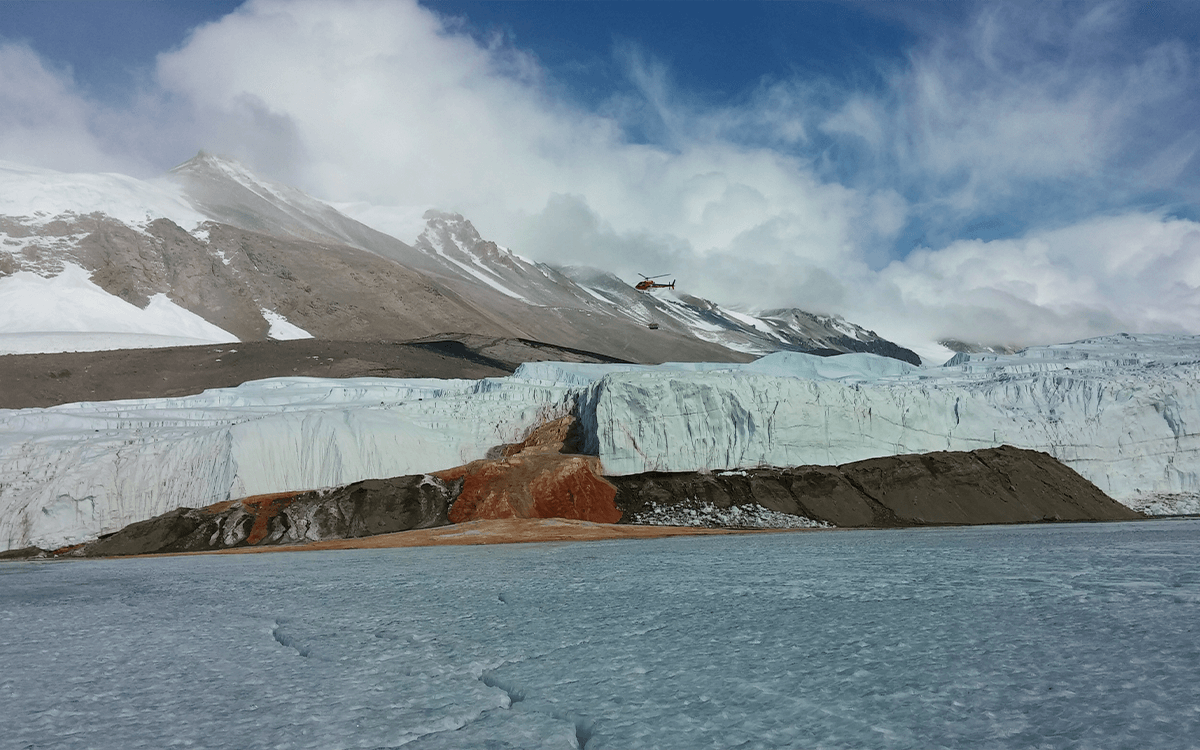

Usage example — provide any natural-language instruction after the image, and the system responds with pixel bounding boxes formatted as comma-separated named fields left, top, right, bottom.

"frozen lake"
left=3, top=520, right=1198, bottom=749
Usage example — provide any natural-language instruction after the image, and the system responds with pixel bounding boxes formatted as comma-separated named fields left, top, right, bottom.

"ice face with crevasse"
left=581, top=334, right=1200, bottom=501
left=3, top=521, right=1198, bottom=749
left=0, top=376, right=577, bottom=551
left=2, top=333, right=1199, bottom=551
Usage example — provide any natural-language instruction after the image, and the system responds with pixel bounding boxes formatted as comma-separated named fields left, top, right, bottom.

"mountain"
left=408, top=212, right=920, bottom=363
left=1, top=154, right=919, bottom=364
left=937, top=339, right=1024, bottom=356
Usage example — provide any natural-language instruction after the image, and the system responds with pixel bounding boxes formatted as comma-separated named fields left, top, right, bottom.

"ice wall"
left=4, top=334, right=1199, bottom=551
left=0, top=376, right=575, bottom=551
left=581, top=336, right=1200, bottom=502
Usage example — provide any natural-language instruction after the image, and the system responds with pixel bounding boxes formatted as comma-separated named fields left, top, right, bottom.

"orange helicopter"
left=635, top=273, right=675, bottom=291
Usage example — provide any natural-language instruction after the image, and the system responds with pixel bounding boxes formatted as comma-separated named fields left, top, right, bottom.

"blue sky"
left=2, top=1, right=1199, bottom=357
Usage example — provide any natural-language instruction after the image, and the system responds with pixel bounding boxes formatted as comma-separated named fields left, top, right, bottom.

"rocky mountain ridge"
left=1, top=154, right=919, bottom=364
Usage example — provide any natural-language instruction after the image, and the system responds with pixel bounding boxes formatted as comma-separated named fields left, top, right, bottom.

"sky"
left=2, top=0, right=1199, bottom=358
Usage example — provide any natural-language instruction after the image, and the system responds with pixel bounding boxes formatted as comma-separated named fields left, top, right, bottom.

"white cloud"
left=875, top=3, right=1195, bottom=214
left=863, top=212, right=1200, bottom=359
left=0, top=43, right=127, bottom=173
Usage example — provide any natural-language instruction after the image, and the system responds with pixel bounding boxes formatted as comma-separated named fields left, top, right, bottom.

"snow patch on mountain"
left=0, top=263, right=238, bottom=354
left=412, top=211, right=550, bottom=303
left=0, top=161, right=204, bottom=230
left=261, top=308, right=314, bottom=340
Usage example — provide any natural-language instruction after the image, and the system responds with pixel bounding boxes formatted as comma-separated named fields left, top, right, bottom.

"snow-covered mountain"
left=408, top=210, right=919, bottom=362
left=1, top=154, right=918, bottom=364
left=3, top=333, right=1197, bottom=551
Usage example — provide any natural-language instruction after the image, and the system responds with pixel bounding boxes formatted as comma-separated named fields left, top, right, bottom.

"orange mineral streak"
left=437, top=414, right=621, bottom=524
left=206, top=491, right=304, bottom=546
left=439, top=454, right=622, bottom=524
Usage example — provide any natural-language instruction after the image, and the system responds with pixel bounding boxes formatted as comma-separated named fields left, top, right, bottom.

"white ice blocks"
left=0, top=376, right=575, bottom=551
left=582, top=335, right=1200, bottom=504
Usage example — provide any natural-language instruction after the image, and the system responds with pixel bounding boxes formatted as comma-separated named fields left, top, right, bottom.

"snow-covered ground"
left=627, top=499, right=831, bottom=529
left=4, top=521, right=1198, bottom=749
left=0, top=263, right=239, bottom=355
left=3, top=334, right=1198, bottom=551
left=0, top=160, right=204, bottom=230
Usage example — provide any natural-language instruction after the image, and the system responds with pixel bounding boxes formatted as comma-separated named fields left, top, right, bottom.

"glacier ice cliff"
left=2, top=333, right=1198, bottom=551
left=0, top=376, right=575, bottom=551
left=581, top=335, right=1200, bottom=505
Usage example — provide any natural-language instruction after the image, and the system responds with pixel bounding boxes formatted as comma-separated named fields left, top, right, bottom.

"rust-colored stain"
left=496, top=415, right=579, bottom=457
left=240, top=492, right=303, bottom=545
left=440, top=415, right=620, bottom=524
left=446, top=453, right=621, bottom=524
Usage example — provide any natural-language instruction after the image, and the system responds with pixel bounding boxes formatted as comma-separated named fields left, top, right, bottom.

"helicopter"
left=635, top=273, right=676, bottom=291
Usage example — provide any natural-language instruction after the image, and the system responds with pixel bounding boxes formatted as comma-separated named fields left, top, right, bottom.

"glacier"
left=3, top=333, right=1199, bottom=551
left=0, top=377, right=577, bottom=551
left=583, top=335, right=1200, bottom=502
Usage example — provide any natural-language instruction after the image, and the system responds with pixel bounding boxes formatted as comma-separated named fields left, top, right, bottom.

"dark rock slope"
left=7, top=445, right=1141, bottom=560
left=0, top=335, right=628, bottom=409
left=77, top=474, right=456, bottom=557
left=609, top=446, right=1144, bottom=527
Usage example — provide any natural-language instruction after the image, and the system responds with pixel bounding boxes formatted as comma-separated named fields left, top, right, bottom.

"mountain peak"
left=416, top=209, right=489, bottom=254
left=168, top=151, right=266, bottom=190
left=170, top=150, right=242, bottom=170
left=420, top=210, right=481, bottom=240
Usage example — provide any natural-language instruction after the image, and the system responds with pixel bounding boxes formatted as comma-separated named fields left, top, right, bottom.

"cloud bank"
left=1, top=0, right=1198, bottom=360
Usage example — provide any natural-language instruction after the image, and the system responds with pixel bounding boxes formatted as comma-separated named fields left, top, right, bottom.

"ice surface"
left=509, top=351, right=916, bottom=390
left=0, top=262, right=240, bottom=354
left=2, top=520, right=1197, bottom=749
